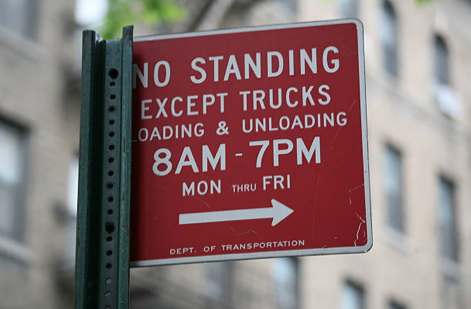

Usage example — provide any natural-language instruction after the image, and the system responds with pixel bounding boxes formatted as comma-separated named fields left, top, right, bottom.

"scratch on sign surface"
left=354, top=213, right=367, bottom=246
left=348, top=183, right=364, bottom=206
left=237, top=229, right=258, bottom=236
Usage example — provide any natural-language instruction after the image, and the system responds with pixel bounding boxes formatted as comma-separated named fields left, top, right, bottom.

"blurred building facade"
left=1, top=0, right=471, bottom=309
left=0, top=0, right=79, bottom=308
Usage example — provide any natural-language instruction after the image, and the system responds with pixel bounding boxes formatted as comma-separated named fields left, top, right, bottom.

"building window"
left=0, top=0, right=38, bottom=40
left=388, top=300, right=407, bottom=309
left=276, top=0, right=297, bottom=13
left=273, top=258, right=298, bottom=309
left=67, top=156, right=79, bottom=215
left=75, top=0, right=108, bottom=27
left=339, top=0, right=358, bottom=19
left=341, top=281, right=365, bottom=309
left=434, top=35, right=449, bottom=86
left=206, top=262, right=233, bottom=304
left=384, top=145, right=405, bottom=233
left=381, top=0, right=398, bottom=77
left=0, top=120, right=27, bottom=242
left=433, top=35, right=461, bottom=118
left=65, top=156, right=79, bottom=264
left=438, top=177, right=458, bottom=262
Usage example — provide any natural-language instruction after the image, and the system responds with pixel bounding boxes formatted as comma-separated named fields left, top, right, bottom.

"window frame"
left=0, top=117, right=30, bottom=263
left=339, top=0, right=359, bottom=19
left=272, top=257, right=299, bottom=309
left=437, top=176, right=459, bottom=262
left=341, top=280, right=365, bottom=309
left=205, top=261, right=234, bottom=305
left=433, top=34, right=450, bottom=87
left=0, top=0, right=39, bottom=41
left=381, top=0, right=399, bottom=77
left=383, top=144, right=406, bottom=234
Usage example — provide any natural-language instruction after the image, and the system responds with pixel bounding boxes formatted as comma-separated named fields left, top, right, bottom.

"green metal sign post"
left=75, top=26, right=133, bottom=309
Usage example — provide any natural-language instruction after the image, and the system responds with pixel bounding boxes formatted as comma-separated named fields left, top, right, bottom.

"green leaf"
left=100, top=0, right=184, bottom=39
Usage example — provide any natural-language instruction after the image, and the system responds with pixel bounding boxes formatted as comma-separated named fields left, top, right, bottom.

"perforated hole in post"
left=102, top=65, right=121, bottom=307
left=109, top=68, right=119, bottom=79
left=105, top=222, right=115, bottom=233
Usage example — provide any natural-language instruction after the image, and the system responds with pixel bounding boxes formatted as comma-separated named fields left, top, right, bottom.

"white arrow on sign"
left=179, top=199, right=293, bottom=226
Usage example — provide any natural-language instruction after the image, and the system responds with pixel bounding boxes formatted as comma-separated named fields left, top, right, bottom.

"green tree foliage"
left=101, top=0, right=184, bottom=39
left=101, top=0, right=434, bottom=39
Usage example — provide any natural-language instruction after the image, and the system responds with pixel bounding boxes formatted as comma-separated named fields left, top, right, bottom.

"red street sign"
left=130, top=20, right=372, bottom=266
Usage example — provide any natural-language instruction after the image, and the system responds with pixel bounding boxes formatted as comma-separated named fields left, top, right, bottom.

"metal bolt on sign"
left=75, top=26, right=133, bottom=309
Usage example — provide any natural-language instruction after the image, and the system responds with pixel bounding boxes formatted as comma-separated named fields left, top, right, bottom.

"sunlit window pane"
left=273, top=258, right=298, bottom=309
left=384, top=145, right=405, bottom=232
left=341, top=282, right=365, bottom=309
left=67, top=157, right=79, bottom=214
left=0, top=121, right=26, bottom=239
left=75, top=0, right=108, bottom=26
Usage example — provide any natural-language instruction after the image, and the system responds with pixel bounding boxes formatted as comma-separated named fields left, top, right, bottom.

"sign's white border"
left=131, top=19, right=372, bottom=267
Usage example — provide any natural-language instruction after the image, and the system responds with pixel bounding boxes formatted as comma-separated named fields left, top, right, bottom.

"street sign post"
left=130, top=20, right=372, bottom=267
left=76, top=27, right=133, bottom=309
